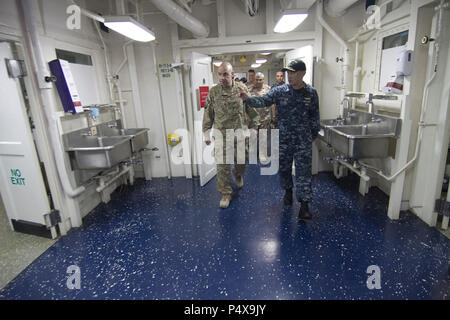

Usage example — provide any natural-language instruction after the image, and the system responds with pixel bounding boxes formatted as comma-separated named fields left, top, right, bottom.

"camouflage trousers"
left=279, top=142, right=313, bottom=202
left=215, top=135, right=248, bottom=195
left=249, top=119, right=273, bottom=158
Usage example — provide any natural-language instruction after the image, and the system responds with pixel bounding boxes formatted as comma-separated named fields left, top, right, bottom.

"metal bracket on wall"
left=43, top=210, right=61, bottom=228
left=5, top=58, right=27, bottom=78
left=434, top=199, right=450, bottom=217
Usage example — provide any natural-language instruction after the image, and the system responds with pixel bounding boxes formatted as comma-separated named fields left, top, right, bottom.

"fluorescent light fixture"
left=213, top=60, right=222, bottom=67
left=274, top=9, right=308, bottom=33
left=251, top=63, right=261, bottom=68
left=255, top=58, right=267, bottom=64
left=104, top=16, right=155, bottom=42
left=260, top=52, right=271, bottom=55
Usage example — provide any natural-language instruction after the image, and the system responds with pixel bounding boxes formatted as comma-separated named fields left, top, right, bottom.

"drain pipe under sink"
left=334, top=159, right=371, bottom=195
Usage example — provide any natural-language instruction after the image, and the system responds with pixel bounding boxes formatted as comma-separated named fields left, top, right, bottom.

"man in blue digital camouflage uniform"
left=238, top=59, right=320, bottom=220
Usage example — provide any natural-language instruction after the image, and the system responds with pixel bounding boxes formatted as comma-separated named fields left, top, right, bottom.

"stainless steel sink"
left=328, top=124, right=396, bottom=159
left=64, top=134, right=132, bottom=169
left=319, top=109, right=401, bottom=159
left=98, top=122, right=149, bottom=153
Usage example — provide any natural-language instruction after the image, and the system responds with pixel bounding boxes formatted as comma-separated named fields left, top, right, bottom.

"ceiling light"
left=255, top=58, right=267, bottom=64
left=260, top=52, right=271, bottom=55
left=104, top=16, right=155, bottom=42
left=274, top=9, right=308, bottom=33
left=213, top=60, right=222, bottom=67
left=251, top=63, right=261, bottom=68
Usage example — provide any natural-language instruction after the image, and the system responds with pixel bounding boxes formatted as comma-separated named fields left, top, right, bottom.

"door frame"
left=0, top=32, right=69, bottom=237
left=179, top=40, right=316, bottom=181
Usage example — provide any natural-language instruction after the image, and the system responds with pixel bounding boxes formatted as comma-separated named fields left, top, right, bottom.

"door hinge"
left=434, top=199, right=450, bottom=217
left=43, top=210, right=61, bottom=228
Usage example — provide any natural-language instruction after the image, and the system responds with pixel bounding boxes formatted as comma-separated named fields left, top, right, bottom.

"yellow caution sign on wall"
left=168, top=133, right=181, bottom=146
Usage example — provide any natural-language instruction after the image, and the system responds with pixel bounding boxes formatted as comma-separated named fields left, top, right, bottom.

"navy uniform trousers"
left=279, top=139, right=313, bottom=202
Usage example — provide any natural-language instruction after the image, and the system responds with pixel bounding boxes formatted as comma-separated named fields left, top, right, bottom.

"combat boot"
left=298, top=201, right=312, bottom=220
left=220, top=194, right=232, bottom=208
left=283, top=188, right=293, bottom=205
left=235, top=175, right=244, bottom=188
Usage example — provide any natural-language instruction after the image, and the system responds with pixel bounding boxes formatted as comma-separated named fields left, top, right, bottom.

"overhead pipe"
left=18, top=0, right=85, bottom=197
left=150, top=0, right=210, bottom=38
left=240, top=0, right=260, bottom=17
left=324, top=0, right=359, bottom=17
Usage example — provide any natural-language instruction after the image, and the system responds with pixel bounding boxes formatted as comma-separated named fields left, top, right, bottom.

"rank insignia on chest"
left=303, top=97, right=311, bottom=105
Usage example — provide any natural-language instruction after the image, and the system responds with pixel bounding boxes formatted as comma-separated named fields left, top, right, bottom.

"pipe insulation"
left=150, top=0, right=209, bottom=38
left=324, top=0, right=359, bottom=17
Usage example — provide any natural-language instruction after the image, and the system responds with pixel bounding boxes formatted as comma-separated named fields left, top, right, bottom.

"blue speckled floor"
left=1, top=166, right=449, bottom=300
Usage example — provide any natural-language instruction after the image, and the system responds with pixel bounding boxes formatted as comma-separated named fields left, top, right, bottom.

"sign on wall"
left=198, top=86, right=209, bottom=108
left=158, top=63, right=175, bottom=80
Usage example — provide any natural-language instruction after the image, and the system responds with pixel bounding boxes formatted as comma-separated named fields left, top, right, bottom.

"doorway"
left=0, top=39, right=57, bottom=290
left=182, top=43, right=315, bottom=187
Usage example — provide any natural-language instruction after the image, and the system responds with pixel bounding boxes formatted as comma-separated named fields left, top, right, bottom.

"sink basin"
left=64, top=135, right=132, bottom=169
left=98, top=122, right=149, bottom=153
left=331, top=123, right=395, bottom=136
left=328, top=124, right=396, bottom=159
left=319, top=110, right=401, bottom=159
left=321, top=110, right=373, bottom=127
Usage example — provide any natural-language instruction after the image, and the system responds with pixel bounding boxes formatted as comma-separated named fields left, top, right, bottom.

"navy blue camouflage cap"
left=282, top=59, right=306, bottom=72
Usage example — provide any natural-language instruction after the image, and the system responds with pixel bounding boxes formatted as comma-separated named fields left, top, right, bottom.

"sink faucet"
left=342, top=97, right=350, bottom=119
left=366, top=93, right=375, bottom=115
left=365, top=93, right=381, bottom=122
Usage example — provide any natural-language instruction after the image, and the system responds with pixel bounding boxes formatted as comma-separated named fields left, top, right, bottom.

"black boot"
left=283, top=188, right=293, bottom=205
left=298, top=201, right=312, bottom=220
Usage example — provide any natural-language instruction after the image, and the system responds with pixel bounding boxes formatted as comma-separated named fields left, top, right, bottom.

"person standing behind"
left=203, top=62, right=257, bottom=209
left=271, top=71, right=285, bottom=89
left=237, top=59, right=320, bottom=220
left=247, top=69, right=256, bottom=90
left=270, top=71, right=285, bottom=128
left=248, top=72, right=271, bottom=162
left=244, top=69, right=256, bottom=129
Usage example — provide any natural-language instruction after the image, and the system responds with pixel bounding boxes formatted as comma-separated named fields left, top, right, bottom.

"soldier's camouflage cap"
left=282, top=59, right=306, bottom=72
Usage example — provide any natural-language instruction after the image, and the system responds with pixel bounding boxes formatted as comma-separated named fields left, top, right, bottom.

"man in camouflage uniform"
left=238, top=59, right=320, bottom=220
left=271, top=71, right=285, bottom=89
left=270, top=71, right=286, bottom=129
left=247, top=72, right=272, bottom=162
left=246, top=69, right=256, bottom=90
left=203, top=62, right=257, bottom=208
